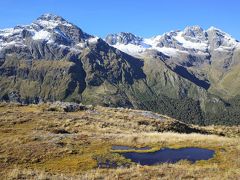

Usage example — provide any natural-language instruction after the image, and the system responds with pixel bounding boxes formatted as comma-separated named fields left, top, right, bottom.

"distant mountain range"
left=0, top=13, right=240, bottom=125
left=106, top=27, right=240, bottom=93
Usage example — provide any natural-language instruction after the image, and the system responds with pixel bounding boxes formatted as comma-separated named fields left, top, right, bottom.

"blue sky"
left=0, top=0, right=239, bottom=39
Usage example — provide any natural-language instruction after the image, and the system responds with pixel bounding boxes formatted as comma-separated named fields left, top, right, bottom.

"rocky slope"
left=0, top=14, right=240, bottom=125
left=0, top=14, right=146, bottom=105
left=106, top=26, right=240, bottom=95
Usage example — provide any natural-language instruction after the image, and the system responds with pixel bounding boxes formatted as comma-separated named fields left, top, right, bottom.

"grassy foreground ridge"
left=0, top=103, right=239, bottom=179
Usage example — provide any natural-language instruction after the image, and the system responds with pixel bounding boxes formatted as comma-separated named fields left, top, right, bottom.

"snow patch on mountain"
left=0, top=28, right=22, bottom=37
left=154, top=47, right=187, bottom=56
left=174, top=32, right=208, bottom=50
left=143, top=35, right=161, bottom=47
left=88, top=37, right=99, bottom=44
left=32, top=30, right=51, bottom=41
left=0, top=41, right=17, bottom=48
left=112, top=43, right=146, bottom=56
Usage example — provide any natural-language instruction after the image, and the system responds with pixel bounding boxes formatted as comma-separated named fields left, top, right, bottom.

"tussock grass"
left=0, top=103, right=239, bottom=179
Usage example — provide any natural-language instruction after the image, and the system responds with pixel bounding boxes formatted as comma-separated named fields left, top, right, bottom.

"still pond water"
left=118, top=147, right=215, bottom=165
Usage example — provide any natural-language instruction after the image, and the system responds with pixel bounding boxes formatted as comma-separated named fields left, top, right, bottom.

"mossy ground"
left=0, top=103, right=239, bottom=179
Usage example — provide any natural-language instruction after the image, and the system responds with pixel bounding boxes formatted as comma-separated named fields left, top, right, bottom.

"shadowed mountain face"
left=106, top=26, right=240, bottom=94
left=172, top=65, right=210, bottom=89
left=0, top=14, right=146, bottom=105
left=0, top=14, right=240, bottom=125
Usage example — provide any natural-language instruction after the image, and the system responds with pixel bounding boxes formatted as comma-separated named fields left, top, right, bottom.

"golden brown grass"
left=0, top=103, right=239, bottom=179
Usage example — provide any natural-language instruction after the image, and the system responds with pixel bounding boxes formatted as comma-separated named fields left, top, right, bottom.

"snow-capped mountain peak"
left=106, top=26, right=239, bottom=58
left=182, top=25, right=207, bottom=42
left=105, top=32, right=151, bottom=56
left=33, top=13, right=73, bottom=30
left=1, top=15, right=239, bottom=64
left=105, top=32, right=143, bottom=45
left=207, top=26, right=239, bottom=49
left=0, top=14, right=99, bottom=60
left=37, top=13, right=66, bottom=22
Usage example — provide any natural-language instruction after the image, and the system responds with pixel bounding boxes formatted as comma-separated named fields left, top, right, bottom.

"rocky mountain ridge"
left=0, top=14, right=240, bottom=125
left=106, top=26, right=240, bottom=97
left=106, top=26, right=239, bottom=59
